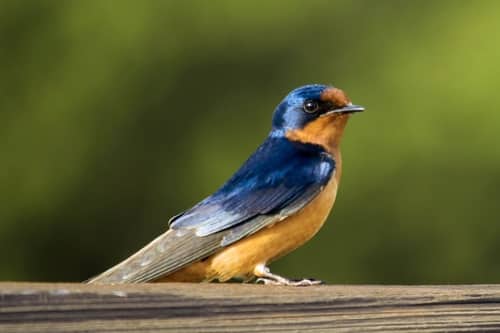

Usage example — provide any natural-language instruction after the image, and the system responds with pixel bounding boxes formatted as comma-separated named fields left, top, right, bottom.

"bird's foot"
left=254, top=263, right=323, bottom=287
left=256, top=277, right=323, bottom=286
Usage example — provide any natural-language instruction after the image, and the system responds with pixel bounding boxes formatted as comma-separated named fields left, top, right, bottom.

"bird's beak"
left=324, top=103, right=365, bottom=115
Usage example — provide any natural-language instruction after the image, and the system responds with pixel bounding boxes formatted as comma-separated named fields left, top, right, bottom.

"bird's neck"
left=285, top=114, right=351, bottom=155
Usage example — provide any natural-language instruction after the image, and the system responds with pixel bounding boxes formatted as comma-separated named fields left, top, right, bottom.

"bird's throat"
left=286, top=114, right=350, bottom=154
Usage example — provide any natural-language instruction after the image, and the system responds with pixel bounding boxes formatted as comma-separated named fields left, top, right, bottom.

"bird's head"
left=271, top=84, right=364, bottom=152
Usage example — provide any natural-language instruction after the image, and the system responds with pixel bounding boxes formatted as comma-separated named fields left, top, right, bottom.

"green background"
left=1, top=1, right=499, bottom=284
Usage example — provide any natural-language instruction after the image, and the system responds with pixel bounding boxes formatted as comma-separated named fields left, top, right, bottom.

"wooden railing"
left=1, top=283, right=500, bottom=332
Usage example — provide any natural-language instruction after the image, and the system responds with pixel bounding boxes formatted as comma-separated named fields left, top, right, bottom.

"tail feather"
left=87, top=229, right=223, bottom=283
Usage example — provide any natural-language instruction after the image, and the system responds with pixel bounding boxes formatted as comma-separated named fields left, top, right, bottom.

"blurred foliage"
left=1, top=0, right=500, bottom=284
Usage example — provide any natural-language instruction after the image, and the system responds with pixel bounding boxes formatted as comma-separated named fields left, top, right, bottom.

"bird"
left=87, top=84, right=364, bottom=286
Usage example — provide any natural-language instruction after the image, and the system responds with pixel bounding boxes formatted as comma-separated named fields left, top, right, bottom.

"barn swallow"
left=88, top=84, right=364, bottom=286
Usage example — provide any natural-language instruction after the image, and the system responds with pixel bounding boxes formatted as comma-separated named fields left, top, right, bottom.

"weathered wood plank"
left=0, top=283, right=500, bottom=332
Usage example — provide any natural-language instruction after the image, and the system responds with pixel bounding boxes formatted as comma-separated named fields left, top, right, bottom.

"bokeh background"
left=1, top=1, right=499, bottom=284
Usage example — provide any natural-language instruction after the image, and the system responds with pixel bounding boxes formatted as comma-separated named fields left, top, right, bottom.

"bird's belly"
left=205, top=176, right=339, bottom=281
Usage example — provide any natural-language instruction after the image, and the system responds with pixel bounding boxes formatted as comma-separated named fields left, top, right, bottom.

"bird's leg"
left=253, top=263, right=323, bottom=286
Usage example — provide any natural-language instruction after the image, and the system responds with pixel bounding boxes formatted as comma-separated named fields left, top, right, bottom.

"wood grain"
left=1, top=283, right=500, bottom=332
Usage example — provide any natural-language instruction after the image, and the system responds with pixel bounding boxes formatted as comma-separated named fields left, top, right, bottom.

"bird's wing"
left=88, top=138, right=334, bottom=283
left=169, top=138, right=334, bottom=238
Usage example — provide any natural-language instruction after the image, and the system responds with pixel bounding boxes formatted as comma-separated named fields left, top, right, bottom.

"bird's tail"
left=87, top=227, right=223, bottom=283
left=86, top=229, right=176, bottom=284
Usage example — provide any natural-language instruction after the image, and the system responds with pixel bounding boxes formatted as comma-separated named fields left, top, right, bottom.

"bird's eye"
left=303, top=100, right=319, bottom=113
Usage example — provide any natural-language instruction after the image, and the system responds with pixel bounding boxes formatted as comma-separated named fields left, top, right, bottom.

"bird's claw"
left=290, top=278, right=324, bottom=286
left=256, top=277, right=281, bottom=285
left=256, top=277, right=323, bottom=286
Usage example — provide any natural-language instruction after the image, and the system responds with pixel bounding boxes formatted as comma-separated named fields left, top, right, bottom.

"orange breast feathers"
left=160, top=151, right=342, bottom=283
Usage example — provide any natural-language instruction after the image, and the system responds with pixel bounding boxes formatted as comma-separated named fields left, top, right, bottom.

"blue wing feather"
left=170, top=136, right=335, bottom=240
